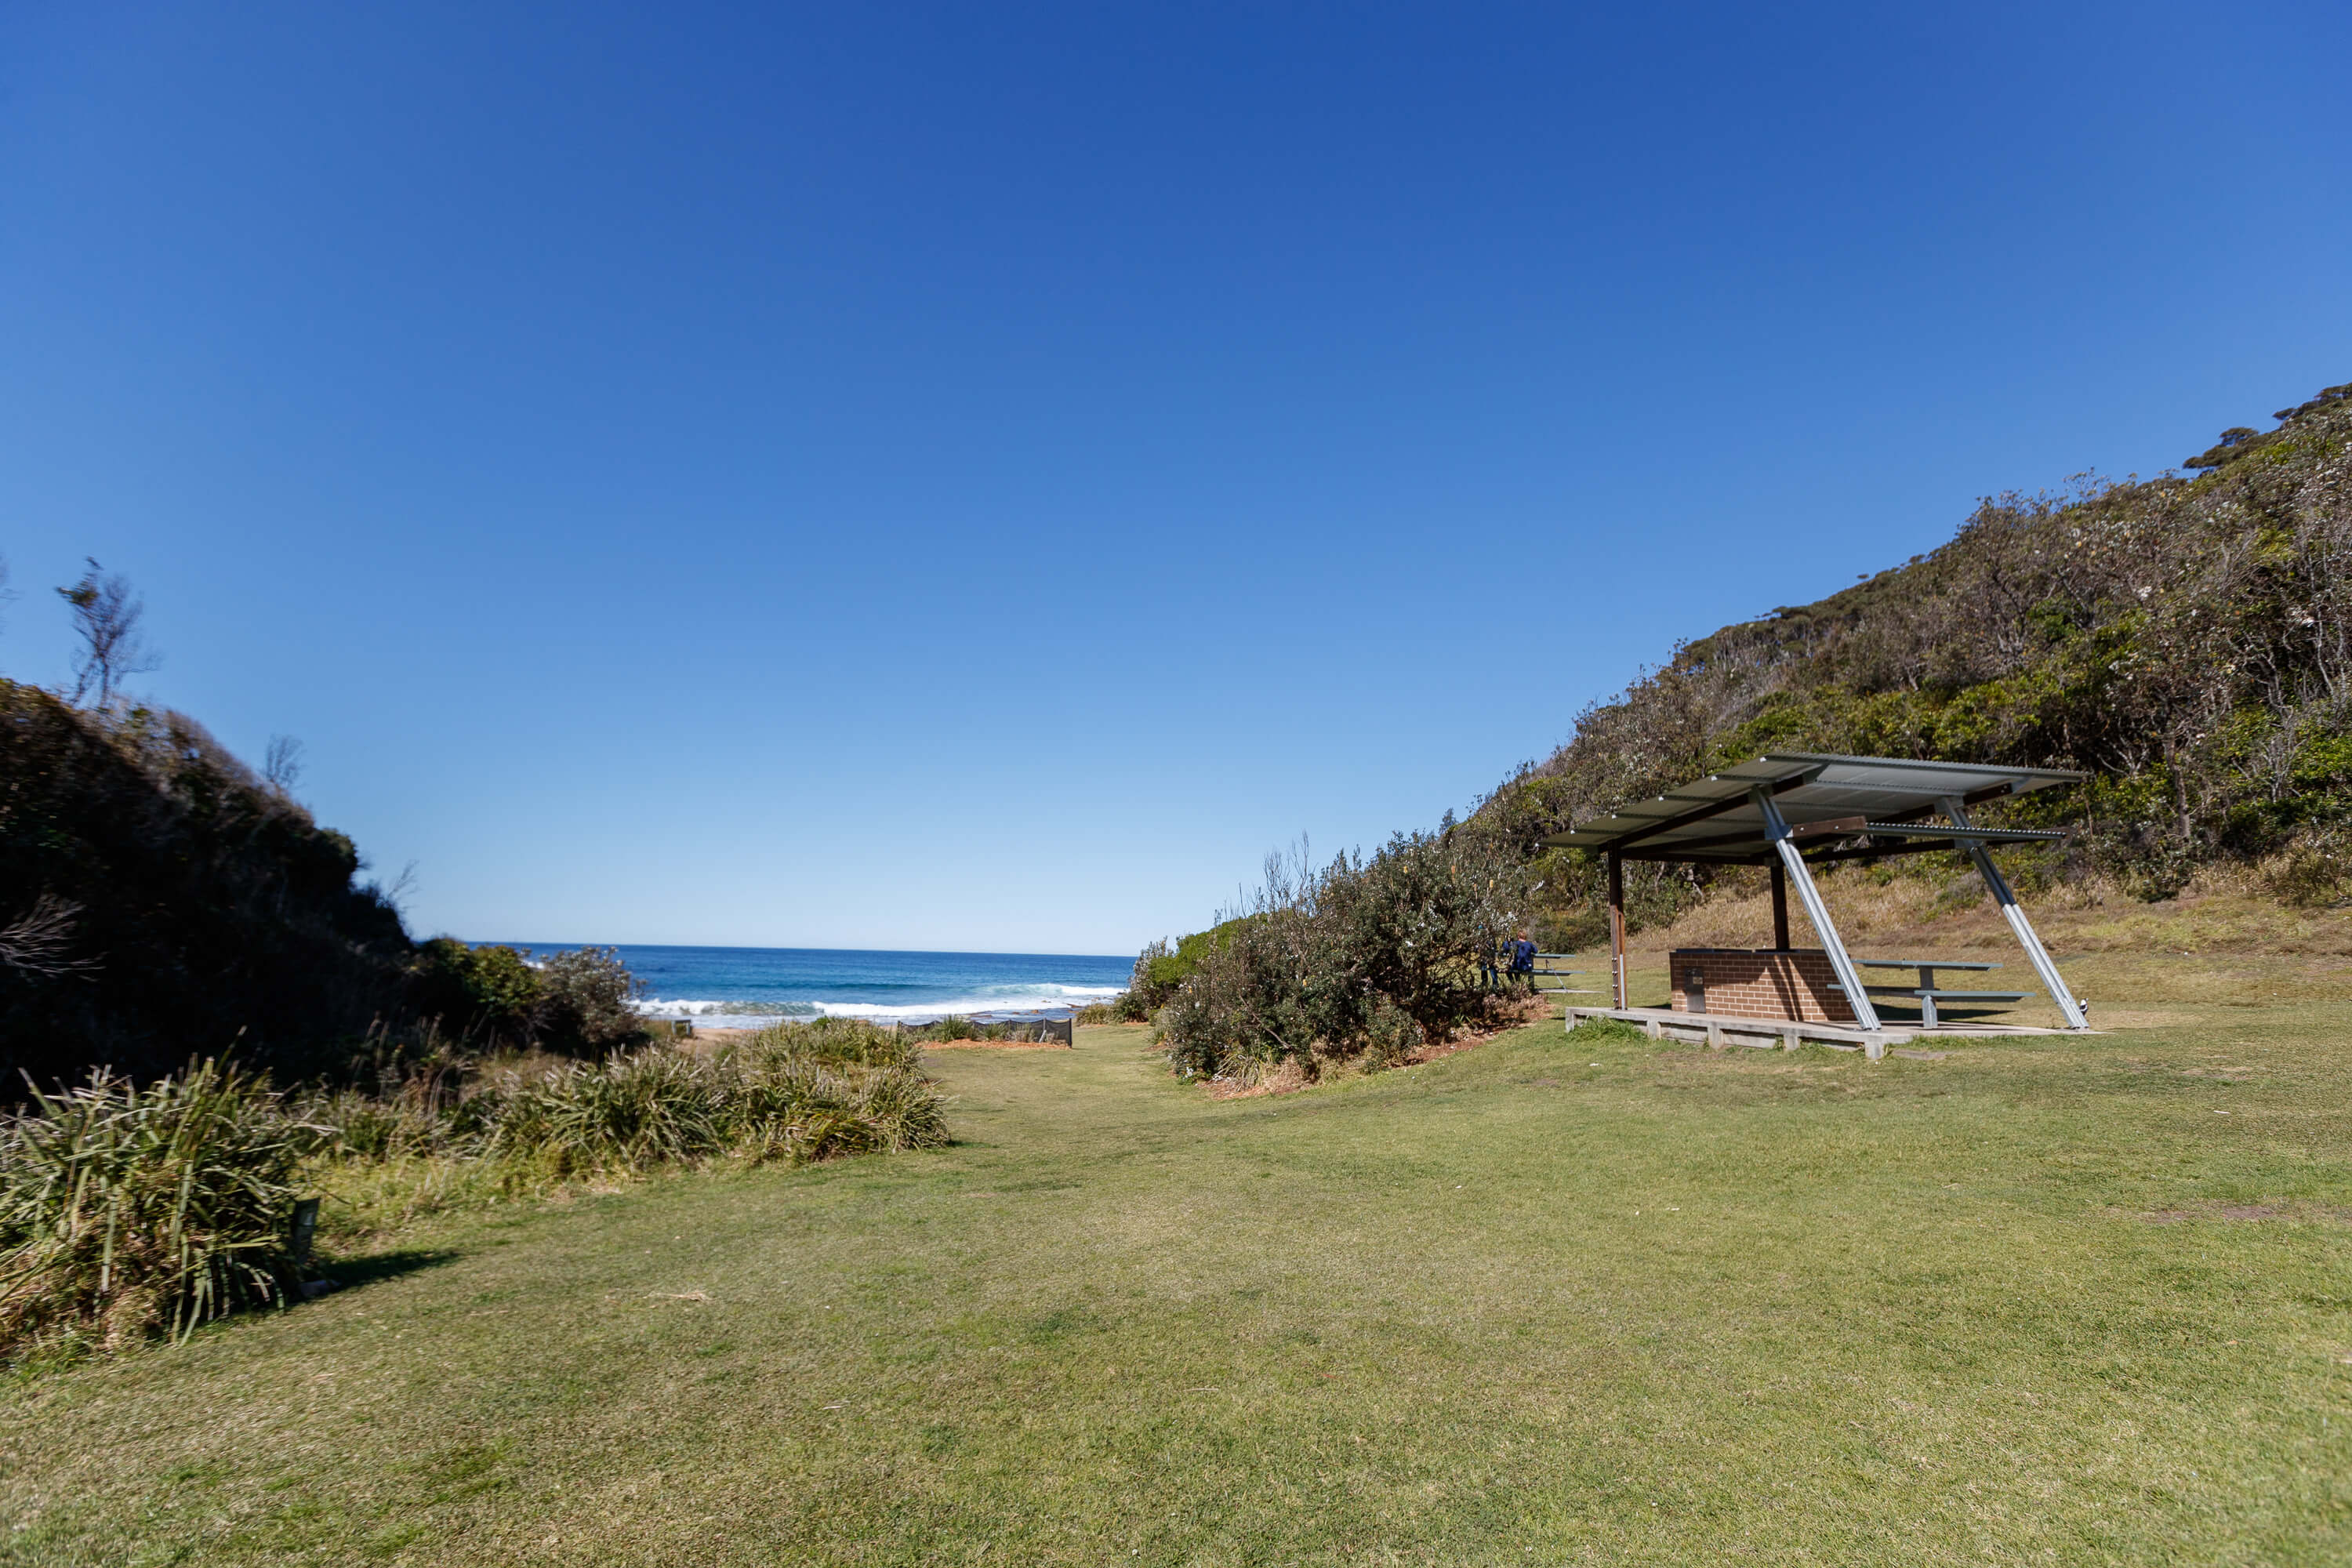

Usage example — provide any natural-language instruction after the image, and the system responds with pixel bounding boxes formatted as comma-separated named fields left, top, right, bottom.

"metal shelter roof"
left=1537, top=753, right=2082, bottom=866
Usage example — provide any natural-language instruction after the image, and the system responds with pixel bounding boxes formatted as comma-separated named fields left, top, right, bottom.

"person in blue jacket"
left=1506, top=934, right=1538, bottom=987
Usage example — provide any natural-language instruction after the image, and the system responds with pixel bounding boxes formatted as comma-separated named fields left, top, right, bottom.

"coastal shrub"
left=1127, top=919, right=1250, bottom=1015
left=0, top=1061, right=320, bottom=1357
left=411, top=938, right=542, bottom=1044
left=931, top=1014, right=981, bottom=1042
left=2270, top=827, right=2352, bottom=908
left=532, top=945, right=649, bottom=1055
left=1158, top=833, right=1530, bottom=1082
left=1361, top=1002, right=1425, bottom=1071
left=408, top=940, right=649, bottom=1055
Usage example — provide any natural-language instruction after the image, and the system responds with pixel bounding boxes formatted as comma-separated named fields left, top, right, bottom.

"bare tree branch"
left=55, top=557, right=161, bottom=709
left=0, top=894, right=98, bottom=978
left=263, top=734, right=305, bottom=794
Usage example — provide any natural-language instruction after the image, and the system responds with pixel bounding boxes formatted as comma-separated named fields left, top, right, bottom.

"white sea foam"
left=633, top=982, right=1122, bottom=1025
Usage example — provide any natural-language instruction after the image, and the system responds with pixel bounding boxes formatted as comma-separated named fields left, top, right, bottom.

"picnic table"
left=1530, top=953, right=1596, bottom=996
left=1836, top=957, right=2027, bottom=1027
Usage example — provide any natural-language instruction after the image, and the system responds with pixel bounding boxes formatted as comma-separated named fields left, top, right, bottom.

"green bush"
left=408, top=941, right=649, bottom=1055
left=532, top=946, right=650, bottom=1055
left=412, top=938, right=542, bottom=1044
left=1158, top=831, right=1530, bottom=1082
left=1127, top=920, right=1250, bottom=1015
left=0, top=1061, right=321, bottom=1357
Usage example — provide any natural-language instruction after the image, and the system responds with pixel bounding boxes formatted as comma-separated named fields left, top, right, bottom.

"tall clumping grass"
left=0, top=1022, right=950, bottom=1363
left=0, top=1061, right=321, bottom=1356
left=488, top=1023, right=946, bottom=1177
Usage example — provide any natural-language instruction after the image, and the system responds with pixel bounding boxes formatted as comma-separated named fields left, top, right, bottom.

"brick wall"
left=1668, top=949, right=1855, bottom=1024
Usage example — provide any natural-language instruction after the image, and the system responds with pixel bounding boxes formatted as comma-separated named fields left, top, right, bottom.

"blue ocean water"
left=480, top=942, right=1134, bottom=1029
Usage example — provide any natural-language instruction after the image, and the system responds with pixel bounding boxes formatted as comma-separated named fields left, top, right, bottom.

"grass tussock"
left=488, top=1030, right=946, bottom=1177
left=0, top=1022, right=949, bottom=1363
left=0, top=1061, right=318, bottom=1356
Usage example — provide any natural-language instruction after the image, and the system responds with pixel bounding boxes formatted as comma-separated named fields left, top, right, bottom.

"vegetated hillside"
left=1475, top=380, right=2352, bottom=941
left=0, top=682, right=412, bottom=1087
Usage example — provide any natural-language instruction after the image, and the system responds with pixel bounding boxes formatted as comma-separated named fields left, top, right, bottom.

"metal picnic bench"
left=1530, top=953, right=1595, bottom=996
left=1835, top=958, right=2027, bottom=1027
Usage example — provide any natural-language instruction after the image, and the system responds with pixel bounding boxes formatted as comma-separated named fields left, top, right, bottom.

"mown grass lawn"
left=7, top=973, right=2352, bottom=1565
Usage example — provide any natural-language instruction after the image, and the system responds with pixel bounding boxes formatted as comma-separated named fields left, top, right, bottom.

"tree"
left=263, top=735, right=304, bottom=794
left=55, top=558, right=160, bottom=709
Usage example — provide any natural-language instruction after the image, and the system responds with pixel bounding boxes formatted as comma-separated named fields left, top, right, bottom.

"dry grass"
left=1642, top=866, right=2352, bottom=960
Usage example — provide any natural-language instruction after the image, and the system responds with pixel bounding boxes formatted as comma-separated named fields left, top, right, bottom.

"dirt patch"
left=1399, top=995, right=1556, bottom=1065
left=924, top=1040, right=1073, bottom=1051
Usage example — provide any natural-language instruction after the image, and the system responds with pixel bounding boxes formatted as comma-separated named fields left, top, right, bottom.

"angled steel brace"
left=1751, top=786, right=1880, bottom=1032
left=1940, top=796, right=2089, bottom=1030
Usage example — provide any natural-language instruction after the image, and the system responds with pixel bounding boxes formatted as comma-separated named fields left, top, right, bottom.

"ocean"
left=479, top=943, right=1134, bottom=1030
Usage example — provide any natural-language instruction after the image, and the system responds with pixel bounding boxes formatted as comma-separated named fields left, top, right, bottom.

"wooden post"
left=1606, top=851, right=1626, bottom=1009
left=1769, top=860, right=1790, bottom=951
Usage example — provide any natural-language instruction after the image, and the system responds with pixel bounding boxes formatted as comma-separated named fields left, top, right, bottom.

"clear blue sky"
left=3, top=2, right=2347, bottom=955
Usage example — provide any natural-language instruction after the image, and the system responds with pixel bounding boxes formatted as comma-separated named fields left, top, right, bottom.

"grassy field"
left=7, top=964, right=2352, bottom=1565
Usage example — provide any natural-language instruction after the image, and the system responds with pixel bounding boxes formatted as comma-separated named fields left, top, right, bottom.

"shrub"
left=1157, top=833, right=1530, bottom=1082
left=408, top=941, right=648, bottom=1055
left=2270, top=827, right=2352, bottom=908
left=532, top=946, right=649, bottom=1055
left=411, top=938, right=542, bottom=1044
left=0, top=1061, right=320, bottom=1356
left=1127, top=920, right=1250, bottom=1015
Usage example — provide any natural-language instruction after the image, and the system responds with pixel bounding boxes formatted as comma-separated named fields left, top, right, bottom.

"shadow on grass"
left=317, top=1249, right=460, bottom=1291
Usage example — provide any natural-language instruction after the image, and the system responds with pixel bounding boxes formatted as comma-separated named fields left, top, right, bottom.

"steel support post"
left=1607, top=851, right=1627, bottom=1009
left=1751, top=787, right=1880, bottom=1032
left=1769, top=861, right=1791, bottom=950
left=1940, top=797, right=2089, bottom=1030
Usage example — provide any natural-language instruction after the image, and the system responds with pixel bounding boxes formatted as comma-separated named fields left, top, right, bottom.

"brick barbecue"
left=1668, top=948, right=1857, bottom=1025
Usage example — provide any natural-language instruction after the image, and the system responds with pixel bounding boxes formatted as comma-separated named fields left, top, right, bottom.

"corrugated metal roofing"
left=1536, top=753, right=2082, bottom=863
